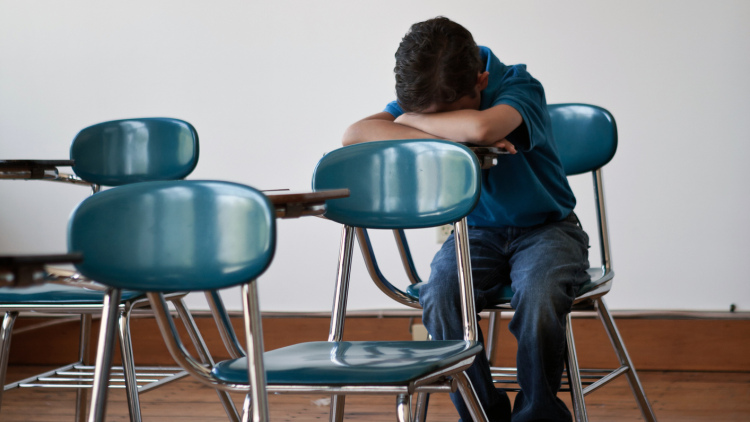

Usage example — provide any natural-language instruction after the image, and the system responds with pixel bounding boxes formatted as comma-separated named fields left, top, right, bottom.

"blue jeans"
left=420, top=213, right=590, bottom=422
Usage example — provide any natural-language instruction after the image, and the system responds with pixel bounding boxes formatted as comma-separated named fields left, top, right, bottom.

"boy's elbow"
left=341, top=124, right=360, bottom=146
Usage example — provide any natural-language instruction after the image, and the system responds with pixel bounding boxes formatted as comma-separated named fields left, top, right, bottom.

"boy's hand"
left=492, top=139, right=517, bottom=154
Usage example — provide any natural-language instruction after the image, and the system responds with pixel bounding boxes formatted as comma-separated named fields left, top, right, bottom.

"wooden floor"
left=1, top=367, right=749, bottom=421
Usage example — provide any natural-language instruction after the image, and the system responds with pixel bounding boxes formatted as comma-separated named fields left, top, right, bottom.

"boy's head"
left=394, top=17, right=486, bottom=113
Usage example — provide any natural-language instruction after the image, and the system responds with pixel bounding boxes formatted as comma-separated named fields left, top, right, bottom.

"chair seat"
left=211, top=340, right=482, bottom=385
left=0, top=284, right=143, bottom=305
left=405, top=268, right=606, bottom=303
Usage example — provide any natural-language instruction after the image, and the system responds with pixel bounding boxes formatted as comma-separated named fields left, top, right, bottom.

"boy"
left=342, top=17, right=590, bottom=422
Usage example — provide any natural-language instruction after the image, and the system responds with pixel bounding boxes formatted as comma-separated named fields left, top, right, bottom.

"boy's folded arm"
left=341, top=112, right=442, bottom=146
left=395, top=104, right=523, bottom=146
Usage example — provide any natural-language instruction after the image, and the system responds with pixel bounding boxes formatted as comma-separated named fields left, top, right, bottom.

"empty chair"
left=67, top=180, right=276, bottom=421
left=0, top=118, right=238, bottom=421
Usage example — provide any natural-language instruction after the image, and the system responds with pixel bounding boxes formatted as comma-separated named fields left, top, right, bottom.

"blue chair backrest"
left=68, top=180, right=275, bottom=292
left=548, top=104, right=617, bottom=176
left=312, top=140, right=481, bottom=229
left=70, top=118, right=199, bottom=186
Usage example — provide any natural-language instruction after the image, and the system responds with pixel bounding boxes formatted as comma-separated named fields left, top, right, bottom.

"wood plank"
left=7, top=313, right=750, bottom=371
left=2, top=367, right=749, bottom=421
left=487, top=316, right=750, bottom=371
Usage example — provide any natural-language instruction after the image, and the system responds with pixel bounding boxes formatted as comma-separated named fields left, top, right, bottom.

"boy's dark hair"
left=395, top=17, right=483, bottom=112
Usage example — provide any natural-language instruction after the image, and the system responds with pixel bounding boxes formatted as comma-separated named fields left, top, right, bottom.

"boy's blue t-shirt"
left=384, top=46, right=575, bottom=228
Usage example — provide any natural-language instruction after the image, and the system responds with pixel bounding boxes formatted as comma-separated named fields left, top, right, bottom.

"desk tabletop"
left=264, top=188, right=350, bottom=204
left=0, top=159, right=75, bottom=181
left=0, top=253, right=83, bottom=287
left=265, top=188, right=350, bottom=219
left=0, top=159, right=74, bottom=167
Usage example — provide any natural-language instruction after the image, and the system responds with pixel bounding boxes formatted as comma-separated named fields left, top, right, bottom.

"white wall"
left=1, top=0, right=748, bottom=312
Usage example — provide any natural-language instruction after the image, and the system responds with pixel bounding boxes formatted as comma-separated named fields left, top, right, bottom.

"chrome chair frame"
left=325, top=218, right=486, bottom=422
left=352, top=105, right=657, bottom=421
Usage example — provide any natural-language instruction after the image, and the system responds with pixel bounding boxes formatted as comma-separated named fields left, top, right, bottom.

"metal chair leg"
left=172, top=298, right=241, bottom=422
left=453, top=370, right=489, bottom=422
left=330, top=395, right=346, bottom=422
left=118, top=304, right=142, bottom=422
left=241, top=394, right=252, bottom=422
left=75, top=314, right=92, bottom=422
left=596, top=299, right=657, bottom=421
left=172, top=298, right=213, bottom=364
left=396, top=394, right=411, bottom=422
left=0, top=311, right=19, bottom=415
left=485, top=311, right=501, bottom=364
left=206, top=290, right=246, bottom=359
left=328, top=226, right=356, bottom=422
left=413, top=392, right=428, bottom=422
left=88, top=287, right=123, bottom=422
left=242, top=282, right=269, bottom=422
left=565, top=313, right=588, bottom=422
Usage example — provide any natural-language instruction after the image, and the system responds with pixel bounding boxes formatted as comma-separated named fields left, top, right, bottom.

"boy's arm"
left=342, top=112, right=442, bottom=146
left=395, top=104, right=523, bottom=147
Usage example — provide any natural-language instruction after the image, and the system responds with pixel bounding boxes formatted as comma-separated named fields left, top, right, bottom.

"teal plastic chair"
left=354, top=105, right=657, bottom=421
left=69, top=118, right=198, bottom=186
left=0, top=118, right=239, bottom=421
left=66, top=180, right=276, bottom=421
left=189, top=140, right=488, bottom=421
